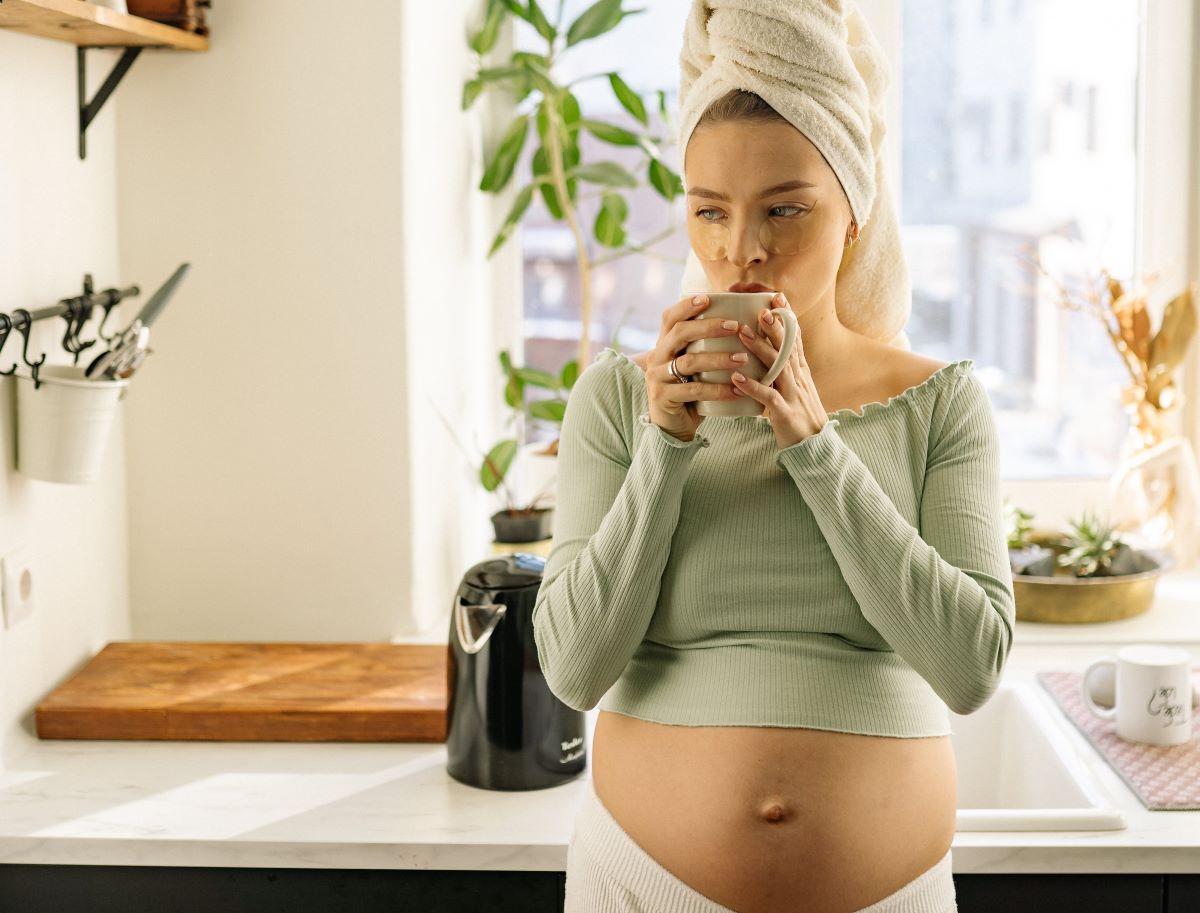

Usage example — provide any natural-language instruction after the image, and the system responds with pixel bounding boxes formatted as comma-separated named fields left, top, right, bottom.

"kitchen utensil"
left=85, top=262, right=189, bottom=380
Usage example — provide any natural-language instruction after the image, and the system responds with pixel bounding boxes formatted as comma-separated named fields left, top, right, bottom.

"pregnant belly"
left=591, top=710, right=959, bottom=913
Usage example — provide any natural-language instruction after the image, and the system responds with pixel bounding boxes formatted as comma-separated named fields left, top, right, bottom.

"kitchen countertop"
left=1, top=568, right=1198, bottom=874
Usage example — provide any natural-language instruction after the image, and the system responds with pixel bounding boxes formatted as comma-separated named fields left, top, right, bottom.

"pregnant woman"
left=533, top=3, right=1015, bottom=912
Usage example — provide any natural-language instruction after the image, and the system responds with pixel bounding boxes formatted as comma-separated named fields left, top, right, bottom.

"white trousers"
left=565, top=779, right=958, bottom=913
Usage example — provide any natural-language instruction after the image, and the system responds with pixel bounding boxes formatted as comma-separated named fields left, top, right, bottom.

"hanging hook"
left=0, top=313, right=16, bottom=377
left=60, top=296, right=97, bottom=363
left=60, top=298, right=83, bottom=358
left=68, top=273, right=98, bottom=357
left=68, top=274, right=99, bottom=358
left=95, top=290, right=124, bottom=344
left=10, top=309, right=47, bottom=390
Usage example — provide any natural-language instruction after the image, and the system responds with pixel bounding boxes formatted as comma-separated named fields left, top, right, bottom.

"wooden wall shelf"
left=0, top=0, right=209, bottom=158
left=0, top=0, right=207, bottom=50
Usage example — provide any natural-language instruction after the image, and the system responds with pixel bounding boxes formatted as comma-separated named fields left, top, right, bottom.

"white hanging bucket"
left=14, top=365, right=129, bottom=484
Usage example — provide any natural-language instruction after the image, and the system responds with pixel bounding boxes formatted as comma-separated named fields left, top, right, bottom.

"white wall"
left=400, top=1, right=528, bottom=640
left=0, top=33, right=131, bottom=765
left=116, top=0, right=507, bottom=642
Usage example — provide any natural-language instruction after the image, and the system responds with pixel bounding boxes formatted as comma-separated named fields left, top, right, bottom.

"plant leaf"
left=481, top=439, right=518, bottom=491
left=568, top=161, right=638, bottom=187
left=579, top=117, right=640, bottom=146
left=594, top=191, right=628, bottom=247
left=530, top=398, right=567, bottom=422
left=531, top=147, right=564, bottom=219
left=469, top=0, right=507, bottom=55
left=462, top=65, right=527, bottom=110
left=608, top=72, right=648, bottom=126
left=477, top=64, right=526, bottom=83
left=487, top=183, right=535, bottom=258
left=561, top=90, right=582, bottom=129
left=462, top=79, right=485, bottom=111
left=479, top=114, right=530, bottom=193
left=498, top=0, right=530, bottom=21
left=504, top=369, right=522, bottom=408
left=534, top=101, right=553, bottom=151
left=566, top=0, right=623, bottom=46
left=511, top=72, right=537, bottom=103
left=527, top=0, right=556, bottom=41
left=560, top=359, right=579, bottom=390
left=647, top=157, right=682, bottom=199
left=516, top=55, right=559, bottom=98
left=515, top=367, right=560, bottom=388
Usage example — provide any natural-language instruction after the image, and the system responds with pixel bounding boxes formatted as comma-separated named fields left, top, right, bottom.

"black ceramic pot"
left=491, top=507, right=554, bottom=543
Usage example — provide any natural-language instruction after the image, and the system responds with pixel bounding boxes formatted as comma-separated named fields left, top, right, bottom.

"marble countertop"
left=2, top=568, right=1199, bottom=874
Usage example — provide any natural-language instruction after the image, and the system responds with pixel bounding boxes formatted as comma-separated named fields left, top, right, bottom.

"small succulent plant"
left=1057, top=508, right=1126, bottom=577
left=1003, top=496, right=1035, bottom=549
left=1005, top=498, right=1056, bottom=576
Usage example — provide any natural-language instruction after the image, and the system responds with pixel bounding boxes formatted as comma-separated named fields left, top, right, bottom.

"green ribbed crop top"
left=532, top=346, right=1015, bottom=737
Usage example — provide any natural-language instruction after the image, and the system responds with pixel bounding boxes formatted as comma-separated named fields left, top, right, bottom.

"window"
left=510, top=0, right=1168, bottom=482
left=1085, top=84, right=1099, bottom=153
left=1009, top=96, right=1023, bottom=160
left=903, top=0, right=1139, bottom=478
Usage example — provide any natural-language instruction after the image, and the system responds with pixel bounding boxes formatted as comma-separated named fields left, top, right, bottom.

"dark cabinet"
left=3, top=866, right=1196, bottom=912
left=1166, top=875, right=1200, bottom=913
left=0, top=866, right=566, bottom=913
left=954, top=874, right=1164, bottom=913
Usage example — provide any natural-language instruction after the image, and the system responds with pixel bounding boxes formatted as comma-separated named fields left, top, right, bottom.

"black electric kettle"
left=446, top=552, right=587, bottom=790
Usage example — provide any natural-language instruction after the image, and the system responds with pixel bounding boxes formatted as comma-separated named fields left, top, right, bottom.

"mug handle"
left=759, top=307, right=798, bottom=388
left=1082, top=657, right=1117, bottom=720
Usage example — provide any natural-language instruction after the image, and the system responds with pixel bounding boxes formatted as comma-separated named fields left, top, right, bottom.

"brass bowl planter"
left=1012, top=529, right=1170, bottom=624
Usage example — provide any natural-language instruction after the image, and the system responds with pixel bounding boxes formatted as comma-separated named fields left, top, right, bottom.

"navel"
left=759, top=801, right=789, bottom=823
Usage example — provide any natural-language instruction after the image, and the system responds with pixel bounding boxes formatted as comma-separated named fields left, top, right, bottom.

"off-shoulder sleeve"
left=773, top=367, right=1015, bottom=715
left=532, top=356, right=710, bottom=711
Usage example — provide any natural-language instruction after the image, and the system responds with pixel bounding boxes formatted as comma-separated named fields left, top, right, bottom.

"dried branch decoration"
left=1022, top=243, right=1197, bottom=451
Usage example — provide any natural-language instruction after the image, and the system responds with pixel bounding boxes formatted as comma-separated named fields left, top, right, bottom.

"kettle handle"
left=453, top=594, right=507, bottom=655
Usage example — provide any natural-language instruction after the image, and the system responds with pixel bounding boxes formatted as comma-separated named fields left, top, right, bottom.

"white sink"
left=950, top=680, right=1127, bottom=831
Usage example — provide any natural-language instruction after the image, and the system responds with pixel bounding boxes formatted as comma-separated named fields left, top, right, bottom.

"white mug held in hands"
left=1082, top=644, right=1196, bottom=746
left=685, top=292, right=799, bottom=417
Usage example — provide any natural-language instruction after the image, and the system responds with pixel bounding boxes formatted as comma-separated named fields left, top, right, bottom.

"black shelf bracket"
left=77, top=44, right=144, bottom=160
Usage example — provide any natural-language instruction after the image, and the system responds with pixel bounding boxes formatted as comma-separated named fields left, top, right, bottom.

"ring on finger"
left=668, top=355, right=692, bottom=384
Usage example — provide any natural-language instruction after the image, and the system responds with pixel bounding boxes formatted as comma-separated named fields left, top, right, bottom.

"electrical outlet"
left=2, top=547, right=35, bottom=629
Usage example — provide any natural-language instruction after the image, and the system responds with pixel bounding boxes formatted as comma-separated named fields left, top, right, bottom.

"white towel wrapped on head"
left=676, top=0, right=911, bottom=350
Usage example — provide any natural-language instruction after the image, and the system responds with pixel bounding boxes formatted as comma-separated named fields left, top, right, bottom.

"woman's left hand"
left=730, top=292, right=830, bottom=450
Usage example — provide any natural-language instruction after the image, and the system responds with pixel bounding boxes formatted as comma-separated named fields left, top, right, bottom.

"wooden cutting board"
left=35, top=642, right=450, bottom=742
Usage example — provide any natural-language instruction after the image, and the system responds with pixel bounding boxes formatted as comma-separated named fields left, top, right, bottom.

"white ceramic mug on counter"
left=1082, top=645, right=1196, bottom=746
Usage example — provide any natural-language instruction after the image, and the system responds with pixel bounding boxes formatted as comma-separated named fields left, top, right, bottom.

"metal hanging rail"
left=0, top=274, right=141, bottom=385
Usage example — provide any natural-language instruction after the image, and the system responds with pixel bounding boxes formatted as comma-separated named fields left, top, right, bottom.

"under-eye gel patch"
left=688, top=199, right=827, bottom=260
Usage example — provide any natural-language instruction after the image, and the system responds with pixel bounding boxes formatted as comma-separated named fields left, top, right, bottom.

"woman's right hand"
left=645, top=294, right=750, bottom=443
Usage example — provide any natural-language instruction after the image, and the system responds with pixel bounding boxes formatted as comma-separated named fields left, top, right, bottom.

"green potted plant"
left=482, top=349, right=570, bottom=543
left=432, top=314, right=636, bottom=544
left=458, top=0, right=686, bottom=463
